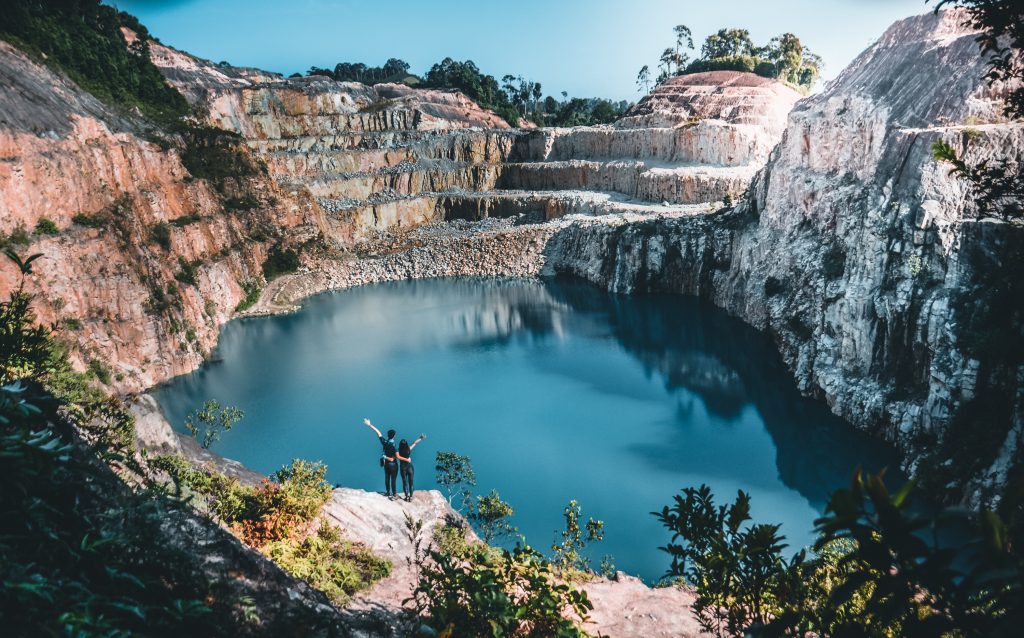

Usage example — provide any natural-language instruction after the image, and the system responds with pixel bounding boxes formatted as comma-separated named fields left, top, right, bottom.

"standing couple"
left=363, top=418, right=425, bottom=501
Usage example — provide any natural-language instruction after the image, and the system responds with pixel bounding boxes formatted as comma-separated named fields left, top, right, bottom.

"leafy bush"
left=170, top=213, right=204, bottom=228
left=184, top=399, right=244, bottom=449
left=0, top=0, right=190, bottom=126
left=71, top=212, right=108, bottom=228
left=551, top=500, right=605, bottom=576
left=435, top=450, right=477, bottom=509
left=236, top=460, right=333, bottom=546
left=261, top=245, right=300, bottom=280
left=175, top=256, right=202, bottom=286
left=263, top=522, right=391, bottom=606
left=655, top=485, right=802, bottom=637
left=87, top=358, right=111, bottom=385
left=235, top=280, right=262, bottom=313
left=467, top=489, right=518, bottom=544
left=412, top=546, right=594, bottom=637
left=34, top=217, right=59, bottom=235
left=149, top=222, right=172, bottom=250
left=0, top=224, right=31, bottom=248
left=656, top=473, right=1024, bottom=637
left=181, top=126, right=262, bottom=187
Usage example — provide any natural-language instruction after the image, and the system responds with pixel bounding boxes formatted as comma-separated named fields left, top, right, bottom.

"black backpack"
left=381, top=439, right=396, bottom=464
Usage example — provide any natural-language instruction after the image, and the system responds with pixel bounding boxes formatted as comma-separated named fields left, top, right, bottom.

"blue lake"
left=153, top=277, right=899, bottom=582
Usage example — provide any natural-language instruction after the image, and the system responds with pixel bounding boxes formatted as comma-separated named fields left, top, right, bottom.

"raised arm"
left=363, top=418, right=383, bottom=438
left=409, top=433, right=426, bottom=450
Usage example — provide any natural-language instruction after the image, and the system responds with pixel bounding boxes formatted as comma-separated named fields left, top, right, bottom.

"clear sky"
left=109, top=0, right=931, bottom=102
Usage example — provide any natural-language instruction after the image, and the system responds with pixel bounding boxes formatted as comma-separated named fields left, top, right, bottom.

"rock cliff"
left=545, top=9, right=1024, bottom=496
left=0, top=31, right=798, bottom=396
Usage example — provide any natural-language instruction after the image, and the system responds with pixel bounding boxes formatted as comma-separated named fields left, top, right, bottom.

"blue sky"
left=109, top=0, right=930, bottom=101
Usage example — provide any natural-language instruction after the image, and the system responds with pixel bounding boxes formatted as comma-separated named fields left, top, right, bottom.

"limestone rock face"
left=545, top=9, right=1024, bottom=491
left=619, top=71, right=803, bottom=136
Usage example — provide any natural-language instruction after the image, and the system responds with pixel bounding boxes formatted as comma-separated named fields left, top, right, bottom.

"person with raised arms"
left=363, top=418, right=399, bottom=499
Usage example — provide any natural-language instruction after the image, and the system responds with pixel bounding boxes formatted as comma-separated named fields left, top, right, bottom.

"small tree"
left=654, top=485, right=802, bottom=638
left=435, top=451, right=476, bottom=509
left=637, top=65, right=651, bottom=94
left=184, top=399, right=244, bottom=449
left=551, top=499, right=605, bottom=575
left=467, top=489, right=518, bottom=544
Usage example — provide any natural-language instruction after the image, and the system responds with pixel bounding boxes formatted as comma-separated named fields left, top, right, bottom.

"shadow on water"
left=541, top=278, right=903, bottom=510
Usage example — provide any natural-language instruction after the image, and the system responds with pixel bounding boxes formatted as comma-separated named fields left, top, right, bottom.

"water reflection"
left=154, top=277, right=899, bottom=580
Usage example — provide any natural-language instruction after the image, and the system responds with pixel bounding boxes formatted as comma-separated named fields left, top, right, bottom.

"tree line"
left=301, top=56, right=631, bottom=128
left=637, top=24, right=823, bottom=95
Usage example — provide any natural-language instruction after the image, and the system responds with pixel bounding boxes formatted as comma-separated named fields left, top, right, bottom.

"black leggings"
left=400, top=462, right=414, bottom=497
left=384, top=461, right=398, bottom=496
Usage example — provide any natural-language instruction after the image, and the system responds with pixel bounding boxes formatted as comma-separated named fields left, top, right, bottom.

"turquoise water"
left=153, top=277, right=899, bottom=582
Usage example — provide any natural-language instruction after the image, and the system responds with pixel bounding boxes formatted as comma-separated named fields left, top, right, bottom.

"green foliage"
left=0, top=0, right=190, bottom=126
left=649, top=24, right=822, bottom=91
left=655, top=485, right=803, bottom=637
left=435, top=450, right=477, bottom=509
left=175, top=256, right=202, bottom=287
left=71, top=212, right=108, bottom=228
left=170, top=213, right=204, bottom=228
left=262, top=245, right=300, bottom=280
left=932, top=0, right=1024, bottom=120
left=235, top=280, right=262, bottom=313
left=264, top=522, right=391, bottom=606
left=183, top=399, right=244, bottom=449
left=224, top=195, right=259, bottom=212
left=657, top=474, right=1024, bottom=638
left=467, top=489, right=519, bottom=544
left=34, top=218, right=59, bottom=235
left=0, top=224, right=31, bottom=249
left=412, top=545, right=595, bottom=638
left=180, top=126, right=262, bottom=188
left=308, top=58, right=413, bottom=85
left=149, top=221, right=172, bottom=250
left=87, top=357, right=111, bottom=385
left=551, top=500, right=605, bottom=576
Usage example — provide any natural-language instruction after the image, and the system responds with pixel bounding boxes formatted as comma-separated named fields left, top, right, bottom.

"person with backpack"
left=395, top=434, right=426, bottom=502
left=363, top=418, right=399, bottom=499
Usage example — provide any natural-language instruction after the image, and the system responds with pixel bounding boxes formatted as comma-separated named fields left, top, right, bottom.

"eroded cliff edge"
left=545, top=10, right=1024, bottom=498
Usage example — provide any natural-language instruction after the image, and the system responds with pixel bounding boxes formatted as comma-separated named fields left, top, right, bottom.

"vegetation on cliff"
left=656, top=472, right=1024, bottom=637
left=307, top=56, right=630, bottom=127
left=638, top=23, right=822, bottom=94
left=0, top=0, right=189, bottom=126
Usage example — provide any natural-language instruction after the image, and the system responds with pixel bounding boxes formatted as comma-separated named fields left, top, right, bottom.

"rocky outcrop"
left=544, top=10, right=1024, bottom=493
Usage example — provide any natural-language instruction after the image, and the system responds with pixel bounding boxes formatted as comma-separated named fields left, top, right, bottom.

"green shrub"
left=551, top=499, right=605, bottom=577
left=1, top=224, right=31, bottom=248
left=181, top=126, right=261, bottom=186
left=71, top=212, right=108, bottom=228
left=62, top=317, right=82, bottom=330
left=467, top=489, right=518, bottom=544
left=170, top=213, right=204, bottom=228
left=34, top=218, right=59, bottom=235
left=224, top=195, right=259, bottom=212
left=149, top=222, right=171, bottom=250
left=435, top=450, right=477, bottom=510
left=87, top=358, right=111, bottom=385
left=413, top=545, right=594, bottom=637
left=262, top=245, right=300, bottom=280
left=175, top=257, right=201, bottom=286
left=0, top=0, right=190, bottom=127
left=264, top=522, right=391, bottom=606
left=183, top=399, right=244, bottom=450
left=684, top=55, right=758, bottom=74
left=234, top=280, right=261, bottom=313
